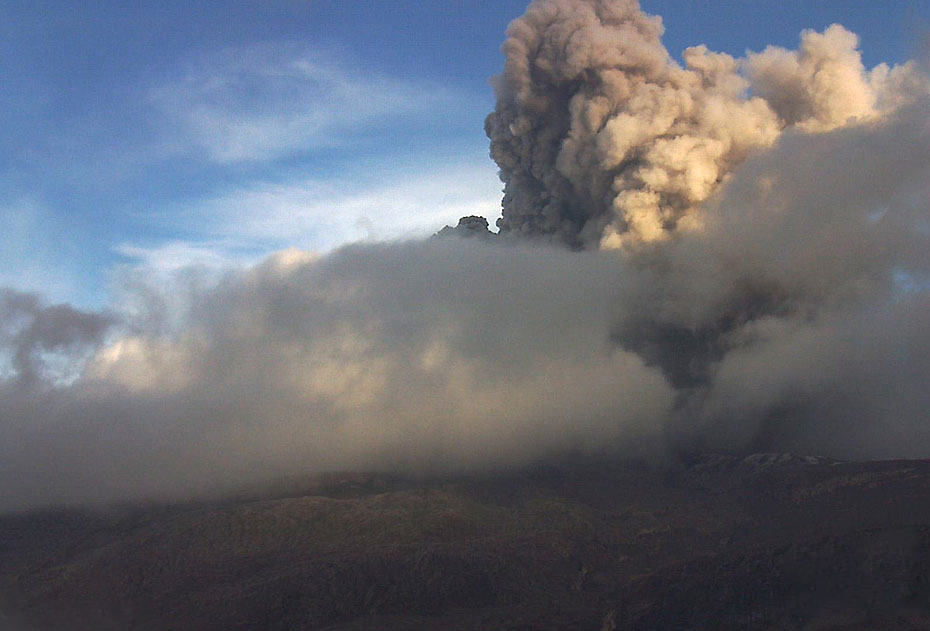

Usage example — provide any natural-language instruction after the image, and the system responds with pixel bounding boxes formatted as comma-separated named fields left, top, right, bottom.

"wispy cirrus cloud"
left=114, top=241, right=248, bottom=274
left=120, top=160, right=502, bottom=271
left=194, top=162, right=502, bottom=245
left=148, top=43, right=461, bottom=163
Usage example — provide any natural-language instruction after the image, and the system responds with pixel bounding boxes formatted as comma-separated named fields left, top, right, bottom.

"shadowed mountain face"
left=3, top=456, right=930, bottom=630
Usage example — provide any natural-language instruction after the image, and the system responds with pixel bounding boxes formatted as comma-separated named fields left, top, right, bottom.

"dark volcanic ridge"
left=4, top=454, right=930, bottom=631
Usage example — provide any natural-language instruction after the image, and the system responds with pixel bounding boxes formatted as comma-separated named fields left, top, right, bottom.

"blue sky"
left=2, top=0, right=927, bottom=307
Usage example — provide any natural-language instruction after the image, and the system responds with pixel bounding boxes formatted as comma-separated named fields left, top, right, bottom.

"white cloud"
left=120, top=160, right=503, bottom=271
left=202, top=161, right=502, bottom=244
left=115, top=241, right=248, bottom=274
left=149, top=43, right=460, bottom=163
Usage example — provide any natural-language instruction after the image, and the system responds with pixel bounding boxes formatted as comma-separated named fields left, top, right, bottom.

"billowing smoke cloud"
left=486, top=0, right=927, bottom=247
left=0, top=244, right=676, bottom=510
left=628, top=102, right=930, bottom=455
left=0, top=0, right=928, bottom=511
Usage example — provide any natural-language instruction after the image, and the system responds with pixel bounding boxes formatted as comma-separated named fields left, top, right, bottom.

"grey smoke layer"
left=0, top=0, right=928, bottom=510
left=0, top=289, right=112, bottom=386
left=0, top=244, right=675, bottom=509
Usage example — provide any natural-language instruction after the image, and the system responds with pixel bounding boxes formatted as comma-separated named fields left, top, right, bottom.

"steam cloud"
left=1, top=0, right=928, bottom=510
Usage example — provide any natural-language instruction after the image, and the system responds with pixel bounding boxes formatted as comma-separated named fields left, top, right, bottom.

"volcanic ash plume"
left=486, top=0, right=926, bottom=248
left=0, top=0, right=928, bottom=511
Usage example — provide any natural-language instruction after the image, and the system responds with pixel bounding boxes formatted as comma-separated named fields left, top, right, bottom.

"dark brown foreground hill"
left=4, top=454, right=930, bottom=630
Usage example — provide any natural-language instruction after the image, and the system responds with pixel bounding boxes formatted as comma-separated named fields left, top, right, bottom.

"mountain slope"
left=3, top=456, right=930, bottom=630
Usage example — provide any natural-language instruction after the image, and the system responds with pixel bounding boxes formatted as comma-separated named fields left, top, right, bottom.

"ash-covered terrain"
left=4, top=455, right=930, bottom=630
